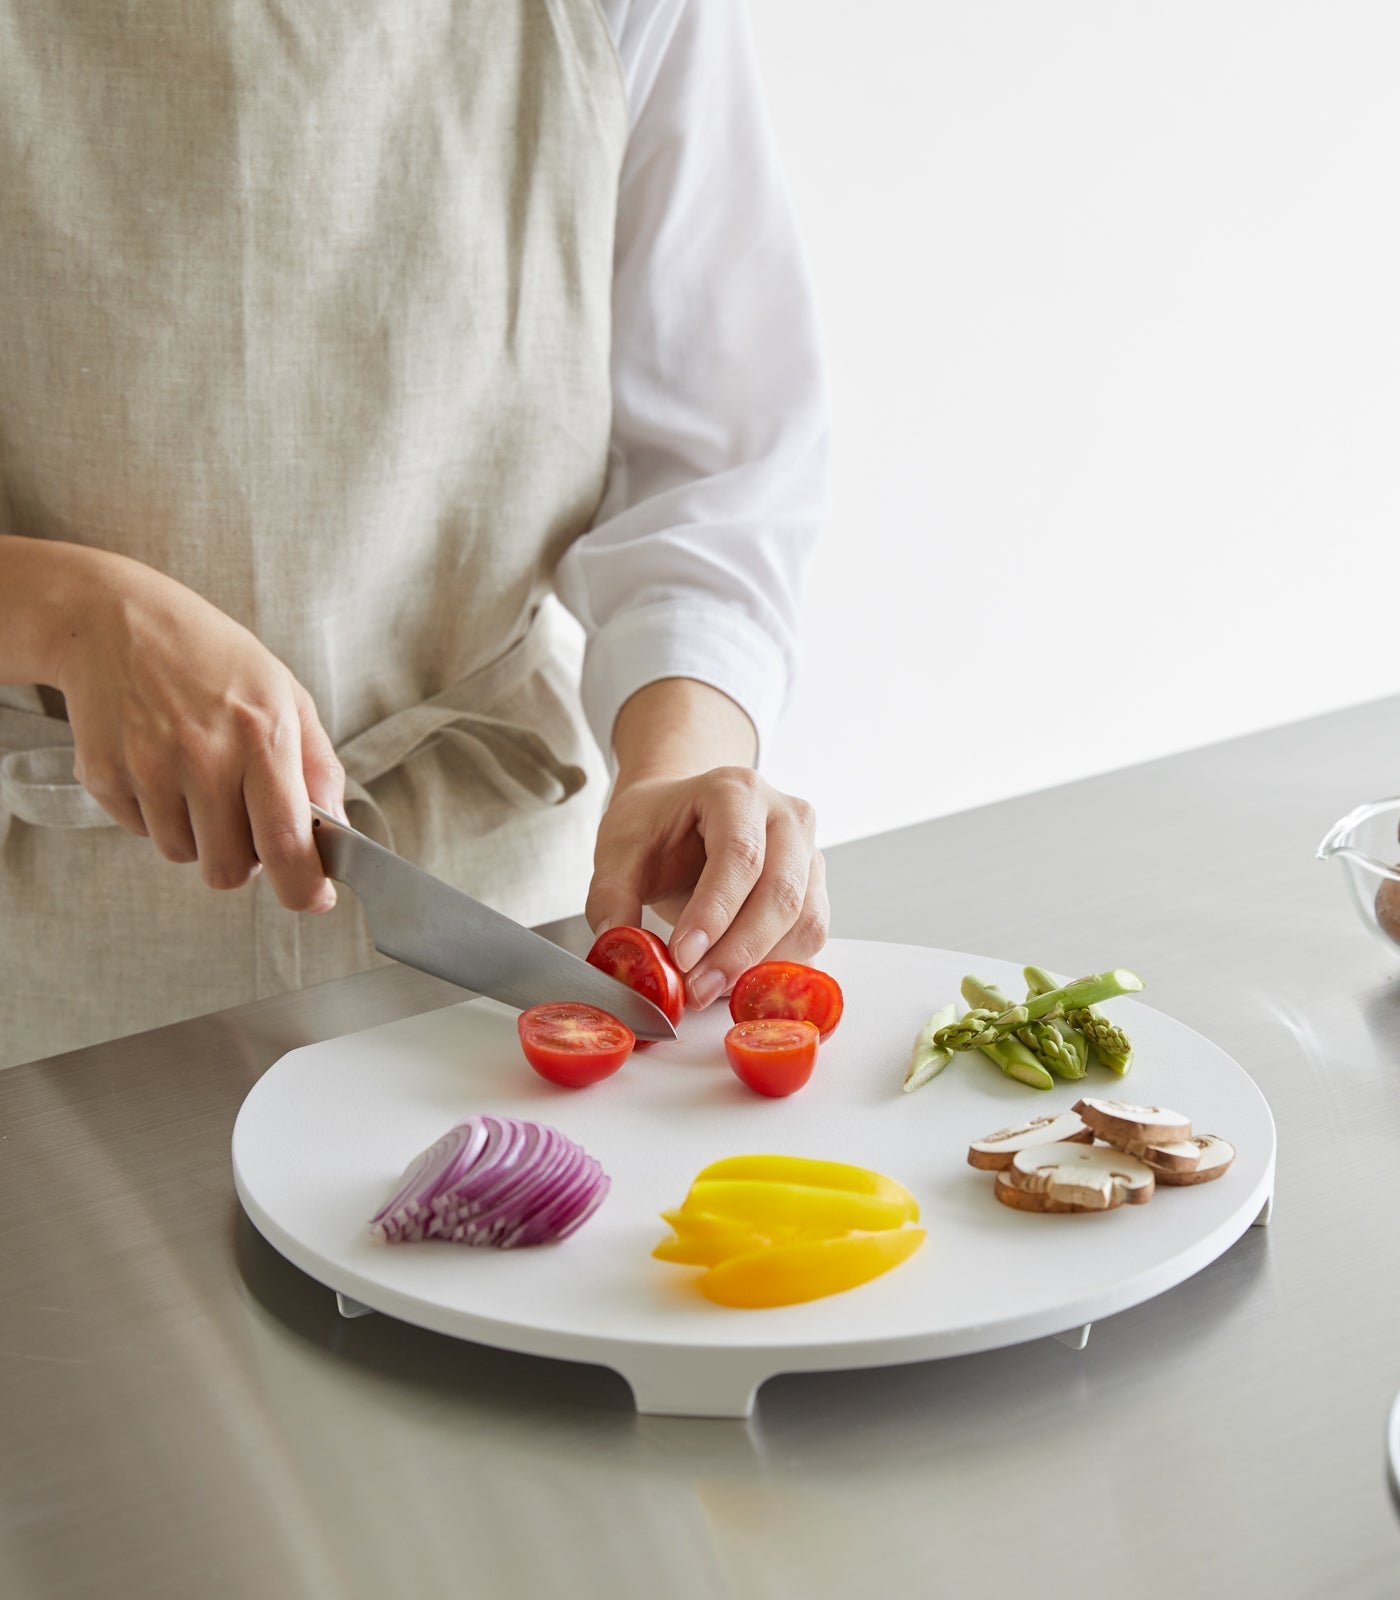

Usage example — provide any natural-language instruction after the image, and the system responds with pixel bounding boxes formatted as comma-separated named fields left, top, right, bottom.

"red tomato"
left=724, top=1018, right=820, bottom=1098
left=585, top=926, right=685, bottom=1027
left=729, top=961, right=844, bottom=1040
left=518, top=1002, right=635, bottom=1088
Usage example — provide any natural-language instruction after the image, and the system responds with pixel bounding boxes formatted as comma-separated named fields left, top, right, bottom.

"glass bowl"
left=1317, top=799, right=1400, bottom=952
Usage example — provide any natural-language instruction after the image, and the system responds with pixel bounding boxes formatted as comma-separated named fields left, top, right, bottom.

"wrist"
left=47, top=543, right=144, bottom=694
left=0, top=537, right=111, bottom=688
left=611, top=678, right=758, bottom=791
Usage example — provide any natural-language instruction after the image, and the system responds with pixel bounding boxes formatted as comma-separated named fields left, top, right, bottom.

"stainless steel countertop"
left=4, top=699, right=1400, bottom=1598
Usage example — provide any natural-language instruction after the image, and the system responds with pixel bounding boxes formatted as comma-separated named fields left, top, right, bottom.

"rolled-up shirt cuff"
left=580, top=597, right=790, bottom=771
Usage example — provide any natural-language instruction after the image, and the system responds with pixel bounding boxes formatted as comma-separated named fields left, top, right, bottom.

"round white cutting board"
left=232, top=940, right=1275, bottom=1416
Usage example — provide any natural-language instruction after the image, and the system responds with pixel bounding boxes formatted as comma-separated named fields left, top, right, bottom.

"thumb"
left=296, top=688, right=348, bottom=823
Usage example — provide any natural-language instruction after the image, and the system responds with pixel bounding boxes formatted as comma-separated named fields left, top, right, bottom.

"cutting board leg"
left=336, top=1291, right=376, bottom=1319
left=1251, top=1192, right=1273, bottom=1228
left=619, top=1354, right=771, bottom=1419
left=1053, top=1323, right=1092, bottom=1351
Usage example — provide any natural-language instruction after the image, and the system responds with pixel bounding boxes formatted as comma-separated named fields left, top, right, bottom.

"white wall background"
left=750, top=1, right=1400, bottom=846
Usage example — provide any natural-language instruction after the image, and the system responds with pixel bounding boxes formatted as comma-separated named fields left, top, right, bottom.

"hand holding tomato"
left=585, top=768, right=829, bottom=1013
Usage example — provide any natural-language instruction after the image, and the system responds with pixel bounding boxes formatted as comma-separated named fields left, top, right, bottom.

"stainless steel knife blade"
left=309, top=805, right=677, bottom=1041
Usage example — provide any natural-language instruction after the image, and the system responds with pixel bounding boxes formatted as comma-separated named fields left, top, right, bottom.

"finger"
left=243, top=728, right=336, bottom=914
left=665, top=774, right=771, bottom=1006
left=765, top=847, right=830, bottom=964
left=683, top=805, right=815, bottom=1009
left=122, top=740, right=197, bottom=860
left=584, top=831, right=650, bottom=938
left=73, top=756, right=148, bottom=836
left=185, top=783, right=260, bottom=891
left=132, top=789, right=199, bottom=865
left=296, top=686, right=348, bottom=823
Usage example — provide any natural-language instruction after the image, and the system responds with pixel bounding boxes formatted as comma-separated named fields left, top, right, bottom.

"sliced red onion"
left=370, top=1116, right=609, bottom=1248
left=471, top=1140, right=589, bottom=1247
left=432, top=1120, right=555, bottom=1244
left=464, top=1118, right=549, bottom=1215
left=369, top=1118, right=490, bottom=1243
left=461, top=1127, right=578, bottom=1245
left=515, top=1153, right=604, bottom=1246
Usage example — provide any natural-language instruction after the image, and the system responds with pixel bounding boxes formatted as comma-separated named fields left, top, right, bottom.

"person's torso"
left=0, top=0, right=628, bottom=741
left=0, top=1, right=628, bottom=1064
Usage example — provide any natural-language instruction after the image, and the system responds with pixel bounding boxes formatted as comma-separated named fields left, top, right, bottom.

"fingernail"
left=311, top=884, right=337, bottom=914
left=594, top=918, right=616, bottom=938
left=673, top=929, right=709, bottom=973
left=688, top=968, right=724, bottom=1009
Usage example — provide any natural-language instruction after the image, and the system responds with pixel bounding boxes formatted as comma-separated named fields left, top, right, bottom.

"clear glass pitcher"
left=1317, top=799, right=1400, bottom=951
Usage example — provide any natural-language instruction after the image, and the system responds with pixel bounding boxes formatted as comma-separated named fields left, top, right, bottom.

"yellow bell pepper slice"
left=658, top=1207, right=761, bottom=1241
left=654, top=1209, right=848, bottom=1266
left=689, top=1155, right=919, bottom=1221
left=682, top=1179, right=909, bottom=1235
left=653, top=1210, right=786, bottom=1266
left=654, top=1231, right=771, bottom=1267
left=698, top=1226, right=927, bottom=1308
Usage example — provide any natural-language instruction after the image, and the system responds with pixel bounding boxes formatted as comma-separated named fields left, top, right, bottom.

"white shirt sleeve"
left=554, top=0, right=829, bottom=766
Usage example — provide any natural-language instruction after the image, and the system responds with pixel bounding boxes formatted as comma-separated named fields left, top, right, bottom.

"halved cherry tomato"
left=518, top=1001, right=634, bottom=1088
left=585, top=925, right=685, bottom=1027
left=724, top=1017, right=820, bottom=1098
left=729, top=961, right=844, bottom=1040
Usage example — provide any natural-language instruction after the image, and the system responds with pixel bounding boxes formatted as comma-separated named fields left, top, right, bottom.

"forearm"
left=589, top=676, right=824, bottom=994
left=555, top=3, right=824, bottom=774
left=611, top=677, right=758, bottom=788
left=0, top=535, right=110, bottom=687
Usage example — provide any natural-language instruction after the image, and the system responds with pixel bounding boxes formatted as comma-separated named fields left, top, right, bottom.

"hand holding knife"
left=309, top=805, right=677, bottom=1041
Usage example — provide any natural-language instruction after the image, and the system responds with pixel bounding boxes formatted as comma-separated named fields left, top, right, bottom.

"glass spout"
left=1316, top=800, right=1400, bottom=878
left=1318, top=796, right=1400, bottom=952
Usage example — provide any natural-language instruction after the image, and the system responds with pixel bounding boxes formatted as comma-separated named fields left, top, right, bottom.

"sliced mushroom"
left=967, top=1111, right=1093, bottom=1171
left=1009, top=1140, right=1156, bottom=1210
left=993, top=1170, right=1118, bottom=1214
left=1074, top=1097, right=1192, bottom=1149
left=1152, top=1135, right=1235, bottom=1186
left=1119, top=1136, right=1202, bottom=1175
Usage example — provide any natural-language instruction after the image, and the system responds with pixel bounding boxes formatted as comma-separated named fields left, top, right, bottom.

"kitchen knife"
left=309, top=805, right=677, bottom=1041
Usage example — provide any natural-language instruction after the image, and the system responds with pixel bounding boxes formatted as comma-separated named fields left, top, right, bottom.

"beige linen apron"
left=0, top=1, right=627, bottom=1067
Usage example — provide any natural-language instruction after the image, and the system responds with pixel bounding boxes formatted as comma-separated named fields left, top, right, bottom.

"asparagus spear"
left=933, top=1005, right=1029, bottom=1053
left=933, top=969, right=1141, bottom=1053
left=903, top=1004, right=958, bottom=1092
left=961, top=976, right=1087, bottom=1080
left=979, top=1033, right=1054, bottom=1091
left=903, top=1001, right=1053, bottom=1092
left=1024, top=964, right=1135, bottom=1076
